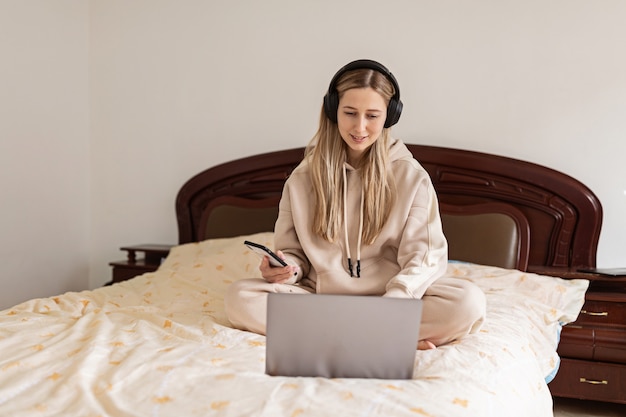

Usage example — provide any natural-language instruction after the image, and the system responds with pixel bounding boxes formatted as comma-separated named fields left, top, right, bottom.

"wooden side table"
left=108, top=244, right=174, bottom=284
left=528, top=266, right=626, bottom=404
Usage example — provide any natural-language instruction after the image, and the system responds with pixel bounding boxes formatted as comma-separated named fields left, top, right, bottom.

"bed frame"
left=174, top=143, right=626, bottom=403
left=176, top=144, right=602, bottom=271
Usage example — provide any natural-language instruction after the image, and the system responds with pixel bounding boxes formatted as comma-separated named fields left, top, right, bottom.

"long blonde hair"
left=305, top=69, right=396, bottom=244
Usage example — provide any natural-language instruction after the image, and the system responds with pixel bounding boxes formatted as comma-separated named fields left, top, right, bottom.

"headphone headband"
left=323, top=59, right=403, bottom=128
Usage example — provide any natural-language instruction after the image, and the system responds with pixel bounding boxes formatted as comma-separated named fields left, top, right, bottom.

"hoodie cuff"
left=383, top=287, right=410, bottom=298
left=282, top=257, right=302, bottom=284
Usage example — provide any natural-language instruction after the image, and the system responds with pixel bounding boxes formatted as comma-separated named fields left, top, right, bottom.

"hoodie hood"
left=388, top=138, right=415, bottom=163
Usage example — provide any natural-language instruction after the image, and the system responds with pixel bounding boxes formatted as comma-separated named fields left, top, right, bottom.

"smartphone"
left=244, top=240, right=288, bottom=267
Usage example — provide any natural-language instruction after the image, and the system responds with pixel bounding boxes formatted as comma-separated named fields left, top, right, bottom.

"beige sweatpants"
left=224, top=277, right=486, bottom=347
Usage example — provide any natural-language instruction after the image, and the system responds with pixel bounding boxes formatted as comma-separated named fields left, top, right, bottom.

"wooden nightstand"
left=528, top=267, right=626, bottom=404
left=108, top=244, right=174, bottom=284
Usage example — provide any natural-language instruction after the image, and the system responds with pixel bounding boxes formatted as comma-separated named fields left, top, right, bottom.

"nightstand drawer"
left=110, top=260, right=160, bottom=283
left=595, top=329, right=626, bottom=363
left=559, top=327, right=626, bottom=363
left=549, top=358, right=626, bottom=403
left=574, top=300, right=626, bottom=329
left=558, top=327, right=594, bottom=360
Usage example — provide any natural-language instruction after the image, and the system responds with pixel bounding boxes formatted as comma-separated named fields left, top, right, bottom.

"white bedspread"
left=0, top=232, right=588, bottom=417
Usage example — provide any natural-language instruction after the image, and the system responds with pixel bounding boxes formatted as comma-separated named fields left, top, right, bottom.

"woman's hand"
left=259, top=250, right=299, bottom=284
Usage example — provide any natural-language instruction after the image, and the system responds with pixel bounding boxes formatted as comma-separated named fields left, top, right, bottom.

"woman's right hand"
left=259, top=250, right=299, bottom=284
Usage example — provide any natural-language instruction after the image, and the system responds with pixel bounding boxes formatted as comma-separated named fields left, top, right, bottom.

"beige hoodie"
left=274, top=139, right=448, bottom=299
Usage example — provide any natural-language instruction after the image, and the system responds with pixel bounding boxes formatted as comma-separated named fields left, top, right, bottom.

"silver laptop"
left=265, top=293, right=423, bottom=379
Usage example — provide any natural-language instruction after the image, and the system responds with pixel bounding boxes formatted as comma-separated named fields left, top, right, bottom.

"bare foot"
left=417, top=340, right=436, bottom=350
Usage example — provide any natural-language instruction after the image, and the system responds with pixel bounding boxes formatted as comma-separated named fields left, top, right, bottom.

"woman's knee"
left=224, top=278, right=269, bottom=333
left=224, top=279, right=245, bottom=310
left=458, top=281, right=486, bottom=322
left=423, top=278, right=487, bottom=342
left=225, top=279, right=261, bottom=318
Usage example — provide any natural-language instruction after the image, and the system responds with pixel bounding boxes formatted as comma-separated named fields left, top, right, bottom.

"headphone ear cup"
left=323, top=91, right=339, bottom=123
left=384, top=98, right=403, bottom=128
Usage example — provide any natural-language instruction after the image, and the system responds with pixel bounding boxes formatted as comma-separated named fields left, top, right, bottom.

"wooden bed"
left=174, top=144, right=626, bottom=406
left=0, top=143, right=617, bottom=416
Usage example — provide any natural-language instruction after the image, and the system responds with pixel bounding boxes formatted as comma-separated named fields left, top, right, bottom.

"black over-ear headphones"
left=323, top=59, right=403, bottom=128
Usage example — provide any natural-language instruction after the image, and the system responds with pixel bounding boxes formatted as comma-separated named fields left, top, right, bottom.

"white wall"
left=89, top=0, right=626, bottom=288
left=1, top=1, right=625, bottom=308
left=0, top=1, right=90, bottom=309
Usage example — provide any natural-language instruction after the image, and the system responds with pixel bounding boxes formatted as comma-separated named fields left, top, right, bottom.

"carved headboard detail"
left=410, top=145, right=601, bottom=268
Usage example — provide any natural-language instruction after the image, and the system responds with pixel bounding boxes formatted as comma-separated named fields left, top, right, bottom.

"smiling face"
left=337, top=87, right=387, bottom=165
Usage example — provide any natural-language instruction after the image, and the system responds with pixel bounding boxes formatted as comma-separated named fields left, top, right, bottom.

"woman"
left=225, top=59, right=486, bottom=349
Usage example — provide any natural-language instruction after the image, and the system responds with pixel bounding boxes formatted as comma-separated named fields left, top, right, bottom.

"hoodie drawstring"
left=342, top=163, right=363, bottom=278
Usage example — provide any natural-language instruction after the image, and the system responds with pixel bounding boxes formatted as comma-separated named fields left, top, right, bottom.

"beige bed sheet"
left=0, top=232, right=588, bottom=417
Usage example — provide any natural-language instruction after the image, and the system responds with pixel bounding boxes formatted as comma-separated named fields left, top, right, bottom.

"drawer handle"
left=580, top=310, right=608, bottom=317
left=579, top=377, right=608, bottom=385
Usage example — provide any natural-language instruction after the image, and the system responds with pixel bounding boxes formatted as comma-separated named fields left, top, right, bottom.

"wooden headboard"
left=176, top=144, right=602, bottom=270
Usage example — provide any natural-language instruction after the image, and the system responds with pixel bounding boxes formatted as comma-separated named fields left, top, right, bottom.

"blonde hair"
left=305, top=69, right=396, bottom=244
